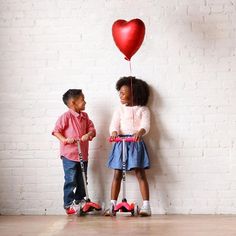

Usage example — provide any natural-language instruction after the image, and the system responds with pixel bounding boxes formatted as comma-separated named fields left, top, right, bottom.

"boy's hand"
left=81, top=134, right=89, bottom=141
left=81, top=133, right=93, bottom=142
left=65, top=137, right=76, bottom=144
left=81, top=131, right=95, bottom=142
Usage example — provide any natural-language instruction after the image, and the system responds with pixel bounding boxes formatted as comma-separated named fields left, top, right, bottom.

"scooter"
left=107, top=137, right=139, bottom=216
left=76, top=140, right=102, bottom=216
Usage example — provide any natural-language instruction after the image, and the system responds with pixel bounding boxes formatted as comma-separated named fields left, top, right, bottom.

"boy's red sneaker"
left=65, top=200, right=85, bottom=215
left=65, top=207, right=76, bottom=215
left=65, top=203, right=78, bottom=215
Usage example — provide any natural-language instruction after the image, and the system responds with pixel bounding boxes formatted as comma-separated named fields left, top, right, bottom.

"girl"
left=107, top=76, right=151, bottom=216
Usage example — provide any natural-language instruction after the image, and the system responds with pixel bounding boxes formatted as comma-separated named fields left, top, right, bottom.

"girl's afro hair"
left=116, top=76, right=150, bottom=106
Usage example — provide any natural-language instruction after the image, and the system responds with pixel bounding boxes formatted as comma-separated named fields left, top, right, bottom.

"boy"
left=52, top=89, right=96, bottom=215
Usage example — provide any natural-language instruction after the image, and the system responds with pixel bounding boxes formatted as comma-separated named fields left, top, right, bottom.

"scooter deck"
left=82, top=202, right=102, bottom=213
left=114, top=202, right=135, bottom=212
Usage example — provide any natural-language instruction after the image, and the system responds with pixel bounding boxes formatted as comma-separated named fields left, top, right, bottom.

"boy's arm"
left=52, top=113, right=74, bottom=144
left=53, top=132, right=75, bottom=144
left=87, top=118, right=96, bottom=138
left=81, top=130, right=95, bottom=141
left=87, top=129, right=96, bottom=137
left=81, top=115, right=96, bottom=141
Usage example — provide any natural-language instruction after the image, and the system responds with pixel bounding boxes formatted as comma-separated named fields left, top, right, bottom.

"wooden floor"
left=0, top=215, right=236, bottom=236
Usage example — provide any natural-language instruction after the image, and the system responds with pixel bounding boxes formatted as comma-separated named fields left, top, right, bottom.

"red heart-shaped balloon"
left=112, top=19, right=145, bottom=61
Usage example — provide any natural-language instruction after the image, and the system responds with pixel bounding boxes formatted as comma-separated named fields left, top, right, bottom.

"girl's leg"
left=135, top=168, right=149, bottom=200
left=111, top=169, right=122, bottom=200
left=135, top=168, right=151, bottom=216
left=104, top=169, right=122, bottom=216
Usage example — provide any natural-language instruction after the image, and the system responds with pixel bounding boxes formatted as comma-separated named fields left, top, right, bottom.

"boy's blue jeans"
left=62, top=156, right=88, bottom=209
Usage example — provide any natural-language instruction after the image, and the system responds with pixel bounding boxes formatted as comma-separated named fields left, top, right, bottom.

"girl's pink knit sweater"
left=109, top=104, right=150, bottom=135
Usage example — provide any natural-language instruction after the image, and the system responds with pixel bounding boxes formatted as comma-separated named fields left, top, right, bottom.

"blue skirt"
left=107, top=135, right=150, bottom=171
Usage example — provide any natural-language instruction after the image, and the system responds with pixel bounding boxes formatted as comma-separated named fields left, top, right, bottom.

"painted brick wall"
left=0, top=0, right=236, bottom=214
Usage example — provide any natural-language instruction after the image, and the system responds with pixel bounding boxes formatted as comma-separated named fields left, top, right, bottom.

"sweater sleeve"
left=140, top=106, right=150, bottom=135
left=109, top=108, right=120, bottom=135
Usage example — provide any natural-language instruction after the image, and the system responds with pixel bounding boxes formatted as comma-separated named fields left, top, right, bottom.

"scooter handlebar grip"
left=108, top=137, right=136, bottom=142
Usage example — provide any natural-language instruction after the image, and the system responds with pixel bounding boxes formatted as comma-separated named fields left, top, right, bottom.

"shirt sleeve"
left=109, top=108, right=120, bottom=135
left=86, top=114, right=96, bottom=136
left=140, top=106, right=150, bottom=135
left=52, top=113, right=68, bottom=136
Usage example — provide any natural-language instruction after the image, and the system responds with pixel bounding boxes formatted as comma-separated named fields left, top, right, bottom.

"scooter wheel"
left=110, top=203, right=116, bottom=216
left=104, top=203, right=116, bottom=216
left=132, top=203, right=139, bottom=216
left=76, top=203, right=85, bottom=217
left=100, top=202, right=106, bottom=215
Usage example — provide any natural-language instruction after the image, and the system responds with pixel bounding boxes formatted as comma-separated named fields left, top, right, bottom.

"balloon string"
left=129, top=61, right=135, bottom=131
left=128, top=60, right=133, bottom=106
left=129, top=60, right=132, bottom=76
left=131, top=75, right=133, bottom=107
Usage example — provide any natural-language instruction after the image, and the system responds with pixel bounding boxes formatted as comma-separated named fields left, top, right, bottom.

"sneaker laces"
left=70, top=201, right=80, bottom=211
left=140, top=205, right=150, bottom=210
left=79, top=199, right=86, bottom=208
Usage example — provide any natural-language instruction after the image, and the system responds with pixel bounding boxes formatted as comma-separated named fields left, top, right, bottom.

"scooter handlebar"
left=108, top=137, right=136, bottom=143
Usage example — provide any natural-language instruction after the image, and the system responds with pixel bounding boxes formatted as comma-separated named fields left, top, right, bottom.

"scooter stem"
left=109, top=137, right=137, bottom=202
left=122, top=139, right=126, bottom=201
left=77, top=141, right=89, bottom=201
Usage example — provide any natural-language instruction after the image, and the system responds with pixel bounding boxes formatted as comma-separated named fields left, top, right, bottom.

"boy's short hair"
left=62, top=89, right=82, bottom=106
left=116, top=76, right=150, bottom=106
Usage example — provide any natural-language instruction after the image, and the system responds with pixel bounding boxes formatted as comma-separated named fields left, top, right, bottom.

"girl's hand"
left=133, top=129, right=146, bottom=141
left=110, top=131, right=118, bottom=141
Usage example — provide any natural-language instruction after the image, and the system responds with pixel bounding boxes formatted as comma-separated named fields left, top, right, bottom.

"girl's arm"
left=109, top=108, right=120, bottom=136
left=133, top=107, right=150, bottom=141
left=133, top=128, right=146, bottom=141
left=140, top=107, right=150, bottom=135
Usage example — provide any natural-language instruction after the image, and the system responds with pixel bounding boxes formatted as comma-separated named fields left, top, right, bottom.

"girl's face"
left=119, top=85, right=132, bottom=106
left=72, top=94, right=86, bottom=112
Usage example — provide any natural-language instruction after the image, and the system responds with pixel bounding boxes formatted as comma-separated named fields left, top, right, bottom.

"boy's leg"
left=74, top=161, right=88, bottom=202
left=62, top=157, right=77, bottom=209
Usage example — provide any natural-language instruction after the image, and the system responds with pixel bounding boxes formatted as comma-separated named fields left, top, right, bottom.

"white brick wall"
left=0, top=0, right=236, bottom=214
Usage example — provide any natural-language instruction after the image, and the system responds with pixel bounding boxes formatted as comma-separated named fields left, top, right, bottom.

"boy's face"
left=71, top=94, right=86, bottom=112
left=119, top=85, right=132, bottom=106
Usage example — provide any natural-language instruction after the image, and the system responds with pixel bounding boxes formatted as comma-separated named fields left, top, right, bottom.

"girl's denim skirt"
left=107, top=135, right=150, bottom=171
